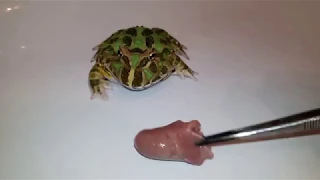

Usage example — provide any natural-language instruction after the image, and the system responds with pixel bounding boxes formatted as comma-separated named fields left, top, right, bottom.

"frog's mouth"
left=129, top=47, right=144, bottom=53
left=119, top=45, right=155, bottom=57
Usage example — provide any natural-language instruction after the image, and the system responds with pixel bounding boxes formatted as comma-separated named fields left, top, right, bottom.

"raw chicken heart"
left=134, top=120, right=214, bottom=166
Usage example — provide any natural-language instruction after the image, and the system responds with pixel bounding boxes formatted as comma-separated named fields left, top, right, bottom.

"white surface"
left=0, top=1, right=320, bottom=179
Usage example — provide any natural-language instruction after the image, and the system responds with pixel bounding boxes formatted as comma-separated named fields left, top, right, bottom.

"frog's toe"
left=89, top=71, right=113, bottom=101
left=176, top=49, right=190, bottom=60
left=176, top=69, right=198, bottom=81
left=173, top=61, right=198, bottom=81
left=89, top=79, right=112, bottom=101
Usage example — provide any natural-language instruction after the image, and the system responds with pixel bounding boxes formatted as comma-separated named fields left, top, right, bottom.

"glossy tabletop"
left=0, top=1, right=320, bottom=179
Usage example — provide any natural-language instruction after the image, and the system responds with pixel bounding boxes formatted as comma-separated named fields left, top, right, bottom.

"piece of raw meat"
left=134, top=120, right=214, bottom=166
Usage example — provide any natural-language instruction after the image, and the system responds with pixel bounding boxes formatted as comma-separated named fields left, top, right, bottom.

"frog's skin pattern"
left=88, top=26, right=198, bottom=100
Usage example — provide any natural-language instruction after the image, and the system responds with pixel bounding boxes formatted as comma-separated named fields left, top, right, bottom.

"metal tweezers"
left=196, top=108, right=320, bottom=146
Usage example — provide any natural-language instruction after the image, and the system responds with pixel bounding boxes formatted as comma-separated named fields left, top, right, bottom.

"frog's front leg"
left=88, top=64, right=113, bottom=100
left=172, top=56, right=198, bottom=81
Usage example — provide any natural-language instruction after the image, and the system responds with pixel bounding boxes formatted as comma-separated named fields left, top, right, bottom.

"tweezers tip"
left=195, top=141, right=206, bottom=146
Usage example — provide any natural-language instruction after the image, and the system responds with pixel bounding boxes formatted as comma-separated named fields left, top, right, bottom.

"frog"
left=88, top=26, right=198, bottom=100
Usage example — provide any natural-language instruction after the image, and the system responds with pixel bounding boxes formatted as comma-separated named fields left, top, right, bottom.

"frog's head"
left=118, top=45, right=157, bottom=71
left=115, top=45, right=165, bottom=90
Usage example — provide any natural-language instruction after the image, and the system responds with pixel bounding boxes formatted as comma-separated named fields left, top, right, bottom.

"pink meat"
left=134, top=120, right=214, bottom=166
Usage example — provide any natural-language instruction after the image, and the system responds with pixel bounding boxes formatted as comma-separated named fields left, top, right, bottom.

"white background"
left=0, top=1, right=319, bottom=179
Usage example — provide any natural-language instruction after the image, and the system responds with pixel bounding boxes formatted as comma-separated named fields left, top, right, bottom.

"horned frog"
left=88, top=26, right=198, bottom=100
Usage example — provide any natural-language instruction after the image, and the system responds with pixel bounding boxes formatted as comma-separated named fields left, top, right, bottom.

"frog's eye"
left=149, top=53, right=156, bottom=60
left=118, top=50, right=122, bottom=56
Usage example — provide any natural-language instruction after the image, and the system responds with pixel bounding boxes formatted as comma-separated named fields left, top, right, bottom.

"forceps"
left=196, top=108, right=320, bottom=146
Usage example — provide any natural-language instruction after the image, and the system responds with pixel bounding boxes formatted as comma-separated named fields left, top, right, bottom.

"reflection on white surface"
left=4, top=5, right=19, bottom=12
left=5, top=7, right=12, bottom=12
left=2, top=1, right=20, bottom=13
left=0, top=0, right=319, bottom=179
